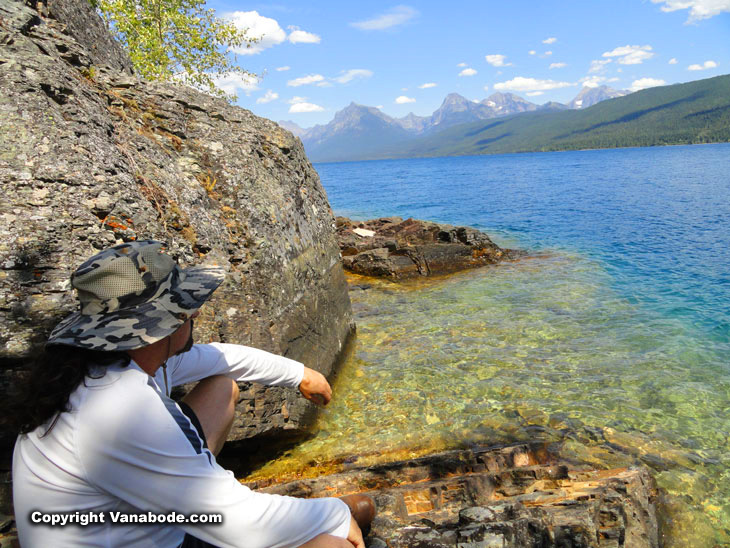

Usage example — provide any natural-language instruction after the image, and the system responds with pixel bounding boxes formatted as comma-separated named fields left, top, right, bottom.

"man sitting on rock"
left=9, top=240, right=374, bottom=548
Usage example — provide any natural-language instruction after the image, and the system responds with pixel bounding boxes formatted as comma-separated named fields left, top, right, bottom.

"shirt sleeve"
left=167, top=343, right=305, bottom=389
left=75, top=382, right=351, bottom=548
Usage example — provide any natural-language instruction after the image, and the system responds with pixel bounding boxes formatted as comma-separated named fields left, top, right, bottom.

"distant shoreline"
left=312, top=140, right=729, bottom=165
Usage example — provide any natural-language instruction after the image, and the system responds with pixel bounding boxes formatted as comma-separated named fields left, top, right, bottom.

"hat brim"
left=47, top=265, right=225, bottom=351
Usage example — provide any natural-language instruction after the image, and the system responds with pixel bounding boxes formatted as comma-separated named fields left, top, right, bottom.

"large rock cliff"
left=0, top=0, right=352, bottom=460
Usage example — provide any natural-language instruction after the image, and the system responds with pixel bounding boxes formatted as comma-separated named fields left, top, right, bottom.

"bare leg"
left=181, top=376, right=239, bottom=456
left=298, top=533, right=352, bottom=548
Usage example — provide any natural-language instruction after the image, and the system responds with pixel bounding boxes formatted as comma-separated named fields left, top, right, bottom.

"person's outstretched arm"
left=167, top=342, right=332, bottom=404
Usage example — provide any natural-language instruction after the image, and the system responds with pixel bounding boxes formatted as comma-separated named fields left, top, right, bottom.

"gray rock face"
left=0, top=0, right=353, bottom=454
left=44, top=0, right=134, bottom=74
left=249, top=443, right=660, bottom=548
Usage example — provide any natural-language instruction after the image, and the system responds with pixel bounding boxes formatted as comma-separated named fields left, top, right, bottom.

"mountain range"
left=280, top=86, right=631, bottom=162
left=370, top=74, right=730, bottom=160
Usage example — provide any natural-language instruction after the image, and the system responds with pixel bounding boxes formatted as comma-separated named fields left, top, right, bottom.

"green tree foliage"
left=91, top=0, right=256, bottom=100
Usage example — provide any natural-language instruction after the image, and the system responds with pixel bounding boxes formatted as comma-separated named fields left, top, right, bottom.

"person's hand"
left=347, top=515, right=365, bottom=548
left=298, top=366, right=332, bottom=406
left=298, top=533, right=352, bottom=547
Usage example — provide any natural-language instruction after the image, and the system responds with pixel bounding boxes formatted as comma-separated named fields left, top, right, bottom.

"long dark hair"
left=1, top=345, right=130, bottom=436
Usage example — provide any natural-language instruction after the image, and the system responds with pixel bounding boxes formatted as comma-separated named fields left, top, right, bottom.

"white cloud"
left=528, top=50, right=536, bottom=55
left=289, top=102, right=324, bottom=113
left=669, top=58, right=678, bottom=64
left=580, top=75, right=619, bottom=88
left=457, top=62, right=467, bottom=67
left=526, top=91, right=544, bottom=96
left=228, top=11, right=287, bottom=55
left=630, top=77, right=666, bottom=91
left=333, top=69, right=373, bottom=83
left=375, top=105, right=383, bottom=109
left=485, top=54, right=512, bottom=67
left=276, top=66, right=291, bottom=72
left=650, top=0, right=730, bottom=21
left=287, top=74, right=325, bottom=87
left=544, top=50, right=553, bottom=56
left=589, top=59, right=612, bottom=73
left=288, top=96, right=324, bottom=113
left=351, top=5, right=418, bottom=30
left=602, top=45, right=655, bottom=65
left=419, top=82, right=437, bottom=88
left=459, top=68, right=477, bottom=76
left=494, top=76, right=574, bottom=92
left=483, top=84, right=489, bottom=91
left=256, top=90, right=279, bottom=103
left=395, top=95, right=416, bottom=104
left=688, top=60, right=718, bottom=70
left=550, top=62, right=567, bottom=69
left=543, top=37, right=557, bottom=44
left=287, top=26, right=321, bottom=44
left=211, top=72, right=259, bottom=96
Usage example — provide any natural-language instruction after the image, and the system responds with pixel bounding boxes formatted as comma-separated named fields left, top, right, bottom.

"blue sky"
left=205, top=0, right=730, bottom=127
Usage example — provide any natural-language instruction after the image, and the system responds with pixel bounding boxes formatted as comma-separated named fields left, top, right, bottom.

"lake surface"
left=259, top=144, right=730, bottom=546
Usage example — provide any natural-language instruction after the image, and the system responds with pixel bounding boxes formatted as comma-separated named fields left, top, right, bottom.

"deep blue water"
left=316, top=145, right=730, bottom=348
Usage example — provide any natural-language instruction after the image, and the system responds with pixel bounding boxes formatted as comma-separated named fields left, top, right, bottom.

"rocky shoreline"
left=249, top=442, right=660, bottom=548
left=336, top=217, right=521, bottom=279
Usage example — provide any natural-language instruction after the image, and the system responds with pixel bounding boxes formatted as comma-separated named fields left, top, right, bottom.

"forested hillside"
left=367, top=74, right=730, bottom=160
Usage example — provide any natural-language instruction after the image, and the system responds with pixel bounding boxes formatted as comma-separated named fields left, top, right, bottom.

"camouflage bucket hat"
left=47, top=240, right=225, bottom=351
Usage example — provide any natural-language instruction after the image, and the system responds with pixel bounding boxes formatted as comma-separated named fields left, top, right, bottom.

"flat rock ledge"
left=249, top=442, right=660, bottom=548
left=336, top=217, right=519, bottom=279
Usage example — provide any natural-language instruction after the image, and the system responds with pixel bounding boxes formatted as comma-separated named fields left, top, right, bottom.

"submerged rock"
left=336, top=217, right=519, bottom=279
left=249, top=442, right=660, bottom=548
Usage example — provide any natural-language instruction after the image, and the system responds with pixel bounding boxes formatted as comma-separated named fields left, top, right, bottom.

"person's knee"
left=182, top=376, right=238, bottom=446
left=218, top=376, right=239, bottom=416
left=189, top=375, right=238, bottom=407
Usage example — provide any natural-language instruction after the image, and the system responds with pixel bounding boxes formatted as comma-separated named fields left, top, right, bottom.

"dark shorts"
left=178, top=401, right=208, bottom=449
left=178, top=402, right=217, bottom=548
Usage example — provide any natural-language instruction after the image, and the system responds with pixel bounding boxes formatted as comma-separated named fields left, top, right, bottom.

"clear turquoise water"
left=259, top=144, right=730, bottom=545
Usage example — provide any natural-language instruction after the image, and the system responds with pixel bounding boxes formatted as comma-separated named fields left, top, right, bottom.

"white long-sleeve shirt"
left=12, top=343, right=351, bottom=548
